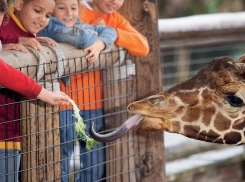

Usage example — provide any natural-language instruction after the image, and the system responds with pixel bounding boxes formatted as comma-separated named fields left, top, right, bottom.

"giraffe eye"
left=226, top=96, right=244, bottom=107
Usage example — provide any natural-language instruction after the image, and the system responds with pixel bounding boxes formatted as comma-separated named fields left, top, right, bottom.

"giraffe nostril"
left=127, top=104, right=133, bottom=111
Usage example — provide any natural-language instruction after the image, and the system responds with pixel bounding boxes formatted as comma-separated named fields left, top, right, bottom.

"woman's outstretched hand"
left=37, top=88, right=70, bottom=105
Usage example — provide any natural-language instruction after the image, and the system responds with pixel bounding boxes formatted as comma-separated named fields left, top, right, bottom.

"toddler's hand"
left=2, top=43, right=28, bottom=53
left=36, top=37, right=58, bottom=47
left=84, top=40, right=105, bottom=63
left=37, top=88, right=70, bottom=105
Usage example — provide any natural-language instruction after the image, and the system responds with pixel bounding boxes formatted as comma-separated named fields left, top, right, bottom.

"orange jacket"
left=79, top=4, right=149, bottom=56
left=62, top=4, right=149, bottom=111
left=60, top=71, right=103, bottom=110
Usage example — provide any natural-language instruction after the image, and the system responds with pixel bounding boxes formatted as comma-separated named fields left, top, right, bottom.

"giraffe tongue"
left=89, top=115, right=143, bottom=142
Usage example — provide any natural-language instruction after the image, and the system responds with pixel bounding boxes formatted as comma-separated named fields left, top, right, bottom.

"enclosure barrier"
left=0, top=0, right=163, bottom=181
left=0, top=37, right=163, bottom=181
left=0, top=43, right=137, bottom=181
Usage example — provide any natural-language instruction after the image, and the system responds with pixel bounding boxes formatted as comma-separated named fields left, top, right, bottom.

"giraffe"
left=89, top=55, right=245, bottom=145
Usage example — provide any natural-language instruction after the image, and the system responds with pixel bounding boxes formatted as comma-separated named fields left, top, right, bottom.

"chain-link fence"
left=0, top=44, right=140, bottom=182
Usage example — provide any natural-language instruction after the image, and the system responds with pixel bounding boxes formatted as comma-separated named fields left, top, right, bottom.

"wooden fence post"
left=119, top=0, right=165, bottom=182
left=21, top=76, right=61, bottom=182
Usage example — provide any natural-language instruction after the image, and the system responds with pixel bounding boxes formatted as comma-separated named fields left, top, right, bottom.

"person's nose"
left=66, top=8, right=72, bottom=15
left=110, top=0, right=117, bottom=4
left=39, top=15, right=46, bottom=23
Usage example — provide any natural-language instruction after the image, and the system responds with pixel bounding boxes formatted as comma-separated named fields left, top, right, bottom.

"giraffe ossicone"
left=89, top=55, right=245, bottom=145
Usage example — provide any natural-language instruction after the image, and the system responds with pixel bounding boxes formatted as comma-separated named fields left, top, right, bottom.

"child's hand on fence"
left=2, top=43, right=28, bottom=53
left=18, top=37, right=44, bottom=54
left=36, top=37, right=58, bottom=47
left=37, top=88, right=70, bottom=105
left=84, top=40, right=105, bottom=62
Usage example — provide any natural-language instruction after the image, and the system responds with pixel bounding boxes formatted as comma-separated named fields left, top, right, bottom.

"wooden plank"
left=104, top=75, right=136, bottom=182
left=0, top=44, right=119, bottom=81
left=118, top=0, right=165, bottom=182
left=20, top=78, right=61, bottom=182
left=102, top=0, right=164, bottom=181
left=21, top=100, right=37, bottom=182
left=159, top=27, right=245, bottom=40
left=166, top=153, right=245, bottom=182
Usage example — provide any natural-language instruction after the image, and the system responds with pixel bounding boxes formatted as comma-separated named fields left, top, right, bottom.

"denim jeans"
left=0, top=149, right=20, bottom=182
left=59, top=109, right=105, bottom=182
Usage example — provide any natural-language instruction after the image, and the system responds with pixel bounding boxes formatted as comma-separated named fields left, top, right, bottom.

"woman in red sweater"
left=0, top=0, right=69, bottom=181
left=0, top=58, right=70, bottom=105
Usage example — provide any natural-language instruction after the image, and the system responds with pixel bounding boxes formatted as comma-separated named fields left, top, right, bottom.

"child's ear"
left=15, top=0, right=24, bottom=11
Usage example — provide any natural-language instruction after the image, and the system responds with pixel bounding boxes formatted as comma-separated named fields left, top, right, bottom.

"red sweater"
left=0, top=58, right=42, bottom=149
left=0, top=8, right=40, bottom=150
left=0, top=58, right=42, bottom=99
left=0, top=14, right=36, bottom=44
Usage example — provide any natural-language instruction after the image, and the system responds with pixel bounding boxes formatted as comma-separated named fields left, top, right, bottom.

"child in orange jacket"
left=78, top=1, right=149, bottom=181
left=79, top=0, right=149, bottom=57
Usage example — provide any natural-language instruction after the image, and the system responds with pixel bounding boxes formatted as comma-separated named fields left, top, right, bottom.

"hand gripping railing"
left=0, top=43, right=120, bottom=83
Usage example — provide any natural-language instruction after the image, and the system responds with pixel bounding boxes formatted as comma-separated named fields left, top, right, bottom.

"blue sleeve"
left=38, top=17, right=117, bottom=49
left=38, top=18, right=99, bottom=49
left=82, top=24, right=118, bottom=49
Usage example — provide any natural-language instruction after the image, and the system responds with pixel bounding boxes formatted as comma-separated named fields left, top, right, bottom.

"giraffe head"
left=89, top=55, right=245, bottom=145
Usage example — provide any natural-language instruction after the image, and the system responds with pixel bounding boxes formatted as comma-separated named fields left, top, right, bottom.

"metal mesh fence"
left=161, top=42, right=245, bottom=90
left=0, top=47, right=138, bottom=182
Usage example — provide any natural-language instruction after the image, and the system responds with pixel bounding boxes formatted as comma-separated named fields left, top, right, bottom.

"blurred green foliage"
left=9, top=0, right=15, bottom=6
left=158, top=0, right=245, bottom=18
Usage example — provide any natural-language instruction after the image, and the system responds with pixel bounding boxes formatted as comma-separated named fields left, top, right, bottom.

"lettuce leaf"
left=69, top=99, right=100, bottom=150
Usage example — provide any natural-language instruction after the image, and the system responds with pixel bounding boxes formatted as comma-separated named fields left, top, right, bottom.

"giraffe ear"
left=237, top=54, right=245, bottom=63
left=235, top=55, right=245, bottom=75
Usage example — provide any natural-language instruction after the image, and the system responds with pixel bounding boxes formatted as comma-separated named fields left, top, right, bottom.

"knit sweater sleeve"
left=0, top=58, right=42, bottom=99
left=38, top=17, right=100, bottom=49
left=83, top=23, right=117, bottom=49
left=0, top=37, right=19, bottom=44
left=114, top=12, right=149, bottom=56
